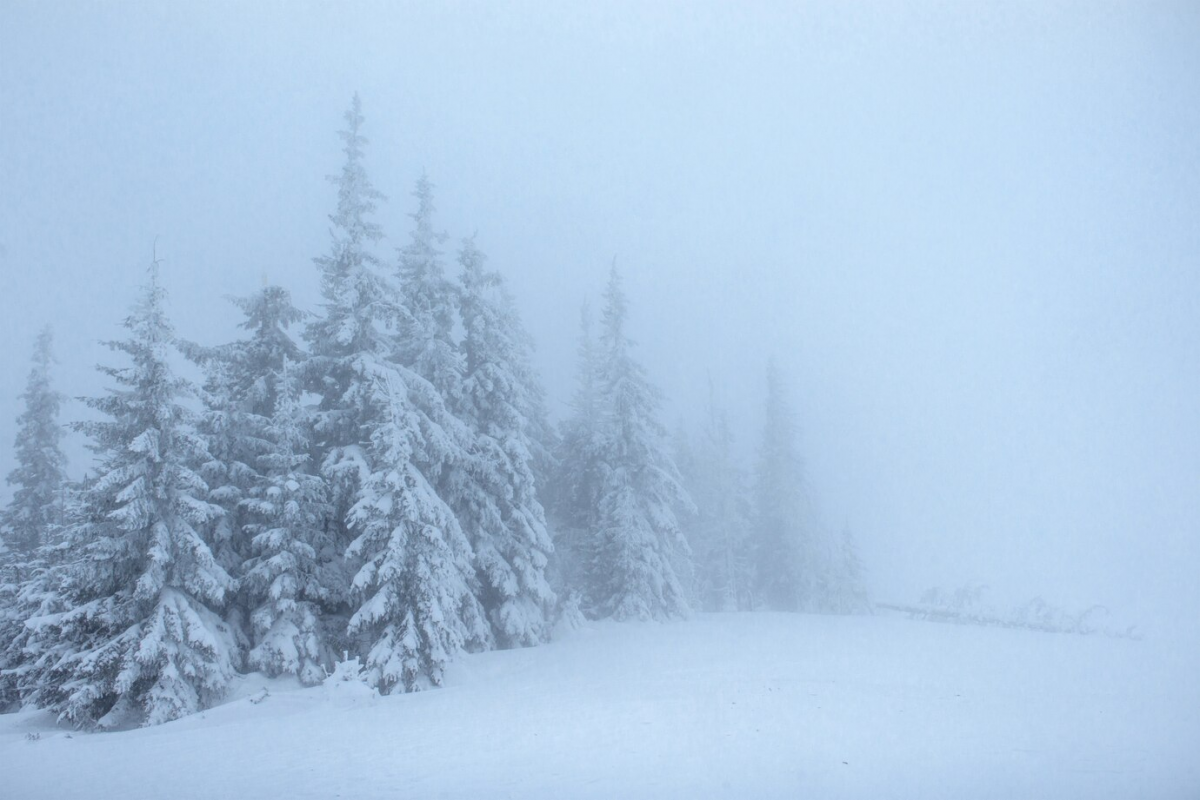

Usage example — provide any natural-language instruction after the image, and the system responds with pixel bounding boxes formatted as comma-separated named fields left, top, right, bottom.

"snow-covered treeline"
left=0, top=95, right=867, bottom=729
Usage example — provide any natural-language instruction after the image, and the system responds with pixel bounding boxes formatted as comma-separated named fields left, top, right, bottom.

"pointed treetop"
left=32, top=324, right=55, bottom=369
left=123, top=252, right=173, bottom=351
left=341, top=92, right=367, bottom=158
left=398, top=170, right=449, bottom=282
left=458, top=235, right=498, bottom=294
left=411, top=171, right=436, bottom=232
left=329, top=93, right=385, bottom=247
left=601, top=262, right=629, bottom=349
left=3, top=322, right=67, bottom=557
left=231, top=285, right=306, bottom=338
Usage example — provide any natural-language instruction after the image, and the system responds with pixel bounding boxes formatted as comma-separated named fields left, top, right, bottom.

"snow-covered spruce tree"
left=679, top=403, right=754, bottom=612
left=304, top=93, right=390, bottom=453
left=587, top=267, right=694, bottom=621
left=302, top=92, right=393, bottom=620
left=345, top=370, right=489, bottom=692
left=669, top=424, right=704, bottom=613
left=456, top=238, right=555, bottom=647
left=515, top=351, right=560, bottom=594
left=515, top=350, right=560, bottom=521
left=387, top=178, right=501, bottom=650
left=185, top=286, right=306, bottom=581
left=2, top=326, right=68, bottom=569
left=240, top=358, right=334, bottom=684
left=25, top=261, right=235, bottom=728
left=0, top=535, right=18, bottom=711
left=304, top=96, right=487, bottom=689
left=0, top=560, right=71, bottom=713
left=0, top=533, right=11, bottom=651
left=394, top=173, right=462, bottom=405
left=0, top=326, right=68, bottom=710
left=547, top=303, right=603, bottom=597
left=752, top=360, right=812, bottom=611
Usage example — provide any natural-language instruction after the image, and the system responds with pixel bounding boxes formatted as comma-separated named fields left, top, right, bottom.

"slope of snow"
left=3, top=613, right=1196, bottom=799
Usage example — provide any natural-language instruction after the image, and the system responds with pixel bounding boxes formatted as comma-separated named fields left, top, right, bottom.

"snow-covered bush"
left=900, top=585, right=1139, bottom=639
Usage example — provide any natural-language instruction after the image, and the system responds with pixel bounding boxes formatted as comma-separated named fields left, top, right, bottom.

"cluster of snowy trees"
left=547, top=286, right=868, bottom=623
left=0, top=96, right=866, bottom=729
left=672, top=367, right=867, bottom=618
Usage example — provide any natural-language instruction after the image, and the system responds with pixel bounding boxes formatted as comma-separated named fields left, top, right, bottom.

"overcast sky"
left=2, top=0, right=1197, bottom=629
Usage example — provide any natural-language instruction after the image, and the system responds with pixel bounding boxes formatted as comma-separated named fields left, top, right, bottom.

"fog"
left=2, top=0, right=1197, bottom=632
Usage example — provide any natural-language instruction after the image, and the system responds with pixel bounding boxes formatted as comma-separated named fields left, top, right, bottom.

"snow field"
left=2, top=612, right=1196, bottom=799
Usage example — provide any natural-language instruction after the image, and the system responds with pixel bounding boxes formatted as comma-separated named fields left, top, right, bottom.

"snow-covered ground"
left=3, top=612, right=1196, bottom=799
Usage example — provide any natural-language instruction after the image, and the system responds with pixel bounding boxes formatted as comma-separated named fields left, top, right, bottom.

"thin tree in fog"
left=826, top=523, right=870, bottom=614
left=678, top=390, right=754, bottom=612
left=753, top=360, right=809, bottom=611
left=586, top=267, right=694, bottom=621
left=0, top=326, right=68, bottom=710
left=24, top=261, right=235, bottom=727
left=548, top=303, right=602, bottom=596
left=1, top=326, right=67, bottom=566
left=515, top=349, right=559, bottom=522
left=456, top=237, right=555, bottom=646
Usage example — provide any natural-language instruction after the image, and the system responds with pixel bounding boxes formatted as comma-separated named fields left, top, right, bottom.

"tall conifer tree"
left=679, top=399, right=754, bottom=612
left=302, top=93, right=393, bottom=615
left=1, top=326, right=68, bottom=709
left=304, top=97, right=488, bottom=690
left=25, top=261, right=235, bottom=727
left=753, top=360, right=810, bottom=611
left=826, top=523, right=870, bottom=614
left=587, top=268, right=694, bottom=621
left=456, top=238, right=555, bottom=646
left=2, top=326, right=67, bottom=564
left=548, top=304, right=602, bottom=595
